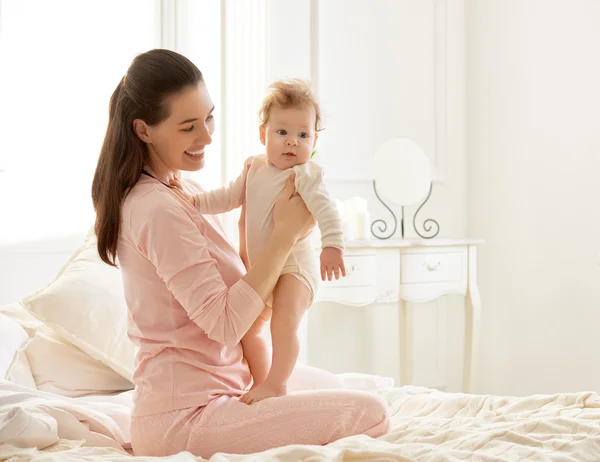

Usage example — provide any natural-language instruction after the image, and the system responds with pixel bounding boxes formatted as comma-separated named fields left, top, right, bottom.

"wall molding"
left=324, top=177, right=445, bottom=186
left=314, top=0, right=449, bottom=185
left=433, top=0, right=448, bottom=183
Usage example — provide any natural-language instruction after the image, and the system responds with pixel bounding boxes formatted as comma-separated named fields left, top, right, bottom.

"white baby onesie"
left=193, top=155, right=344, bottom=302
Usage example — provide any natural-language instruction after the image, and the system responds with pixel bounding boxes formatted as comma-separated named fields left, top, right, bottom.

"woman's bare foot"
left=240, top=383, right=287, bottom=405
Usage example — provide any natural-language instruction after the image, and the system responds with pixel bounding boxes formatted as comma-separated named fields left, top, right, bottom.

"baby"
left=193, top=79, right=345, bottom=404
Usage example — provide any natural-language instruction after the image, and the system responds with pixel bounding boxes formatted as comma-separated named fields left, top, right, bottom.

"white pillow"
left=0, top=302, right=132, bottom=395
left=6, top=350, right=37, bottom=389
left=0, top=303, right=40, bottom=387
left=21, top=234, right=137, bottom=381
left=0, top=302, right=43, bottom=336
left=0, top=313, right=30, bottom=379
left=25, top=325, right=132, bottom=397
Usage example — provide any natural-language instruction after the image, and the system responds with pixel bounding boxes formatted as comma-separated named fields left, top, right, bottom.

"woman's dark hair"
left=91, top=49, right=203, bottom=267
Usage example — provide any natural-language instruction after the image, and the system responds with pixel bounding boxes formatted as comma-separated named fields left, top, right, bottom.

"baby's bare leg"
left=239, top=307, right=272, bottom=401
left=267, top=275, right=310, bottom=388
left=241, top=274, right=311, bottom=405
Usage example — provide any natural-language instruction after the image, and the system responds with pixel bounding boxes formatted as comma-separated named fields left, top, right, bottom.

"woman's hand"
left=242, top=174, right=315, bottom=303
left=272, top=174, right=316, bottom=242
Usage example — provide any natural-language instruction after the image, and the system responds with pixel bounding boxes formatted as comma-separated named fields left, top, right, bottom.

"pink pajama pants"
left=130, top=364, right=391, bottom=458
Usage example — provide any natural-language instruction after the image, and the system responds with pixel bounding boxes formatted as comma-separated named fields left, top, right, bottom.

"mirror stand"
left=371, top=179, right=440, bottom=240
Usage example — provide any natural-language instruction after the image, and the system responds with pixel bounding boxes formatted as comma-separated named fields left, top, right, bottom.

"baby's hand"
left=320, top=247, right=346, bottom=281
left=168, top=175, right=183, bottom=191
left=169, top=176, right=195, bottom=207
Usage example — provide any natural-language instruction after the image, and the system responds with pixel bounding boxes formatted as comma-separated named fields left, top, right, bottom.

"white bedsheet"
left=2, top=380, right=600, bottom=461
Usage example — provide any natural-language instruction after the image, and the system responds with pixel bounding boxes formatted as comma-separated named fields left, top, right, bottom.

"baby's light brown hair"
left=258, top=79, right=323, bottom=132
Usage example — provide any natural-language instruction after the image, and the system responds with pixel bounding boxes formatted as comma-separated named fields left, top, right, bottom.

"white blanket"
left=0, top=381, right=132, bottom=456
left=2, top=380, right=600, bottom=461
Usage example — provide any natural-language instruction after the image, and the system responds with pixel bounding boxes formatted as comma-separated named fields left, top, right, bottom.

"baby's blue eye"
left=299, top=132, right=308, bottom=139
left=276, top=129, right=287, bottom=135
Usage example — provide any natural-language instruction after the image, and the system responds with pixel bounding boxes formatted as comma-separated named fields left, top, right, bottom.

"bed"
left=2, top=234, right=600, bottom=461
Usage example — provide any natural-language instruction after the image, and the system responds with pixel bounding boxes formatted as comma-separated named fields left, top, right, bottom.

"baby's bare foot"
left=239, top=383, right=287, bottom=405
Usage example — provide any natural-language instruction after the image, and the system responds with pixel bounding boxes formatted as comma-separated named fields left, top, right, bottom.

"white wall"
left=292, top=0, right=468, bottom=389
left=467, top=0, right=600, bottom=396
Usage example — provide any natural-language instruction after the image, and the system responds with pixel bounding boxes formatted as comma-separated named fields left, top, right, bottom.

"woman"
left=92, top=49, right=390, bottom=458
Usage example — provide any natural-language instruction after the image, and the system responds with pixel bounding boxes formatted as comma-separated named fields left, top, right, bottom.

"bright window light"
left=0, top=0, right=160, bottom=245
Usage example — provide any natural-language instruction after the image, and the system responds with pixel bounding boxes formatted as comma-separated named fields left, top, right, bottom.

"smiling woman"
left=131, top=84, right=215, bottom=179
left=91, top=49, right=213, bottom=268
left=0, top=0, right=161, bottom=244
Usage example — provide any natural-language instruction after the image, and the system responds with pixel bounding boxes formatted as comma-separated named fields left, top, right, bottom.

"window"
left=0, top=0, right=160, bottom=244
left=0, top=0, right=272, bottom=247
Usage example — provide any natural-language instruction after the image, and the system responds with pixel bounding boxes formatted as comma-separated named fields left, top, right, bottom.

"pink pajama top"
left=117, top=174, right=264, bottom=417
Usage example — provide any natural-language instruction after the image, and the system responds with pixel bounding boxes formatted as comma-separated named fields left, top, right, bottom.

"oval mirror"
left=373, top=137, right=432, bottom=206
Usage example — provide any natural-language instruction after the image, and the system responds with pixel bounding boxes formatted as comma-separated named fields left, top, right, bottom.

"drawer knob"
left=424, top=261, right=441, bottom=272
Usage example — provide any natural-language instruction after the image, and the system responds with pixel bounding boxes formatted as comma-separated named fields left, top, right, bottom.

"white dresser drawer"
left=322, top=252, right=376, bottom=289
left=401, top=252, right=464, bottom=284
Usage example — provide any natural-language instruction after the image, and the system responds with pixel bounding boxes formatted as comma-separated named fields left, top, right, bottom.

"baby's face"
left=260, top=105, right=318, bottom=170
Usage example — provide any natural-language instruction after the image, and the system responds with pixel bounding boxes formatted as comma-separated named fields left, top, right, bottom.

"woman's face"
left=134, top=81, right=215, bottom=176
